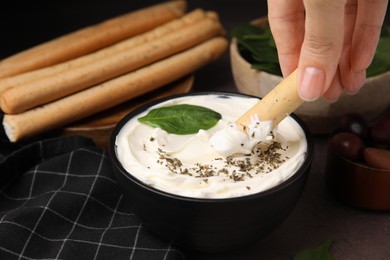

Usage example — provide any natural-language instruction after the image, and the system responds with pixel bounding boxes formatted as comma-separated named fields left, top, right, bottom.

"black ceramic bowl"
left=109, top=92, right=314, bottom=252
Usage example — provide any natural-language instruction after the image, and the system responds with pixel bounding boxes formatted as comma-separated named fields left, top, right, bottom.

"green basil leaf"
left=243, top=34, right=269, bottom=40
left=367, top=36, right=390, bottom=77
left=293, top=240, right=334, bottom=260
left=137, top=104, right=221, bottom=135
left=232, top=24, right=282, bottom=76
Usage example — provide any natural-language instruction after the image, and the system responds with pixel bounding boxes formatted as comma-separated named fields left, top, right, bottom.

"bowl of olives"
left=325, top=110, right=390, bottom=211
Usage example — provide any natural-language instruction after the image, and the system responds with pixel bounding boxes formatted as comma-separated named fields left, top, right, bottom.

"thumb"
left=298, top=0, right=347, bottom=101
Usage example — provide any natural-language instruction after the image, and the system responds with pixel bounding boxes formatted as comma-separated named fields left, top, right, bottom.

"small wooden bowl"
left=325, top=147, right=390, bottom=211
left=230, top=18, right=390, bottom=134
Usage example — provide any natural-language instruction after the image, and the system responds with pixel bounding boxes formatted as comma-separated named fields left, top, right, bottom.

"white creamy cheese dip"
left=115, top=94, right=307, bottom=199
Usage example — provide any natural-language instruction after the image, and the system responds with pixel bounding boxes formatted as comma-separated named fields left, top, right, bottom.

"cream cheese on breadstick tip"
left=209, top=116, right=273, bottom=157
left=212, top=70, right=304, bottom=157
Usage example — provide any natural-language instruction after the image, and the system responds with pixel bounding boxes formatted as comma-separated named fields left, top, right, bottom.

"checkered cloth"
left=0, top=115, right=184, bottom=260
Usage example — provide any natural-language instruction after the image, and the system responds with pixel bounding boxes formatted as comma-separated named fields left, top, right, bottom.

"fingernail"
left=299, top=67, right=326, bottom=101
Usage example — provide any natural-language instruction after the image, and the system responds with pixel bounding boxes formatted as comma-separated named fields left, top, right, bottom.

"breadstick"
left=0, top=1, right=186, bottom=79
left=0, top=17, right=223, bottom=114
left=236, top=70, right=303, bottom=130
left=3, top=37, right=228, bottom=142
left=0, top=8, right=207, bottom=96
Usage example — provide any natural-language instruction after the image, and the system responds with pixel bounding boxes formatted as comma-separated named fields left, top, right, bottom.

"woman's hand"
left=267, top=0, right=388, bottom=101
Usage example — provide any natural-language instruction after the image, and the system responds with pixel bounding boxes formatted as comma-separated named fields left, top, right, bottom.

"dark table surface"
left=1, top=1, right=389, bottom=259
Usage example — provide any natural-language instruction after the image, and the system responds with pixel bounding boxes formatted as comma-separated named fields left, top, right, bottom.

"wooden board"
left=60, top=74, right=194, bottom=147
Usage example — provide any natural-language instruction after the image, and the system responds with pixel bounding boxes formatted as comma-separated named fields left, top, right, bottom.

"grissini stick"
left=0, top=9, right=208, bottom=96
left=235, top=69, right=303, bottom=130
left=0, top=1, right=186, bottom=79
left=3, top=37, right=228, bottom=142
left=1, top=16, right=224, bottom=114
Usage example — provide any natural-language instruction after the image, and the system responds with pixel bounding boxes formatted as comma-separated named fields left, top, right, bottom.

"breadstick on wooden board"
left=3, top=37, right=228, bottom=142
left=0, top=1, right=186, bottom=79
left=235, top=70, right=303, bottom=130
left=0, top=16, right=223, bottom=114
left=0, top=8, right=207, bottom=96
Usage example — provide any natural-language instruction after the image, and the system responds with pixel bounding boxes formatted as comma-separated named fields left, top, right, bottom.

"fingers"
left=268, top=0, right=387, bottom=102
left=347, top=0, right=388, bottom=92
left=297, top=0, right=347, bottom=101
left=352, top=0, right=388, bottom=71
left=338, top=0, right=363, bottom=93
left=323, top=68, right=343, bottom=102
left=267, top=0, right=305, bottom=77
left=323, top=66, right=364, bottom=102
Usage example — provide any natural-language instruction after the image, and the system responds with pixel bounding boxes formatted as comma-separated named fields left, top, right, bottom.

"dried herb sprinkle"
left=150, top=137, right=288, bottom=183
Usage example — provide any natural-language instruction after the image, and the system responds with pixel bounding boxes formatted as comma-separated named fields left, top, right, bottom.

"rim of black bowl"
left=109, top=91, right=314, bottom=203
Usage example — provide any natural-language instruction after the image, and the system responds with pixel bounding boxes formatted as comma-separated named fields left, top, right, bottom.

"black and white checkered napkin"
left=0, top=116, right=184, bottom=260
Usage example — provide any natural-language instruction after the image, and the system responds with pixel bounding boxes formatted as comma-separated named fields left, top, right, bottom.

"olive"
left=338, top=113, right=368, bottom=138
left=370, top=110, right=390, bottom=145
left=363, top=147, right=390, bottom=170
left=330, top=132, right=365, bottom=161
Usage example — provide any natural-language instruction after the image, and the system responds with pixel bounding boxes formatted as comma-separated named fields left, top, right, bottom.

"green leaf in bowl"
left=138, top=104, right=221, bottom=135
left=367, top=35, right=390, bottom=77
left=232, top=23, right=282, bottom=76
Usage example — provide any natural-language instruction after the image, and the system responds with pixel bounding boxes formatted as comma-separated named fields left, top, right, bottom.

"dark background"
left=1, top=1, right=389, bottom=259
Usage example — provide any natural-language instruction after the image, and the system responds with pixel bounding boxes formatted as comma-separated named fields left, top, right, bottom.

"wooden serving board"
left=60, top=75, right=194, bottom=147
